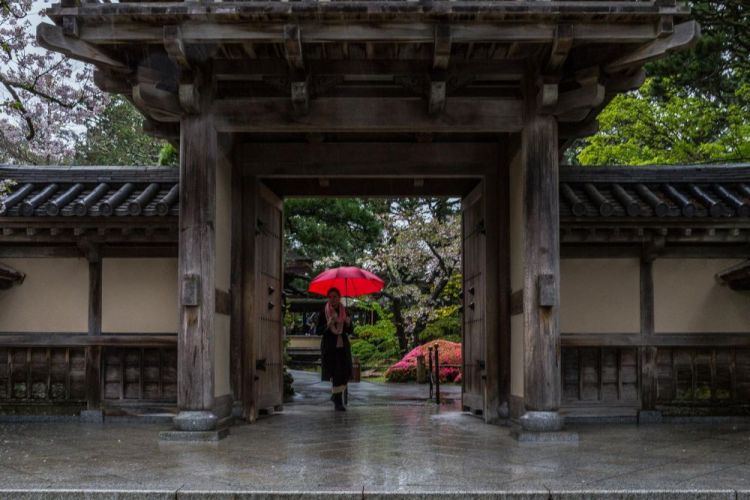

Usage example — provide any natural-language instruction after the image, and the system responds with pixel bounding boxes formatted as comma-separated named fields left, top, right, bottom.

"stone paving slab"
left=0, top=371, right=749, bottom=498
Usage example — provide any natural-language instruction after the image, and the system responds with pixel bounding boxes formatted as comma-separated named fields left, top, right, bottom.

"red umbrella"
left=308, top=266, right=385, bottom=297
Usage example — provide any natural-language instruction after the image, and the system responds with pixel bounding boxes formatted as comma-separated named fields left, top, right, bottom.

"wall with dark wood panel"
left=102, top=347, right=177, bottom=403
left=0, top=258, right=88, bottom=333
left=654, top=259, right=750, bottom=333
left=0, top=346, right=86, bottom=407
left=102, top=258, right=178, bottom=333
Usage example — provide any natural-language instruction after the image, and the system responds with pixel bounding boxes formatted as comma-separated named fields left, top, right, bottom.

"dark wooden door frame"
left=231, top=141, right=511, bottom=423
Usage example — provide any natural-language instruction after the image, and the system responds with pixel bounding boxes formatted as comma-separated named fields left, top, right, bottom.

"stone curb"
left=1, top=490, right=747, bottom=499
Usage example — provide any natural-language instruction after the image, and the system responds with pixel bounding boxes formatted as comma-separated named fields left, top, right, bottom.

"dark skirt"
left=322, top=341, right=352, bottom=387
left=316, top=307, right=353, bottom=385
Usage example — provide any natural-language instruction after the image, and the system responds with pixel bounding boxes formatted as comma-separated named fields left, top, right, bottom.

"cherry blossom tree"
left=365, top=198, right=461, bottom=353
left=1, top=0, right=104, bottom=164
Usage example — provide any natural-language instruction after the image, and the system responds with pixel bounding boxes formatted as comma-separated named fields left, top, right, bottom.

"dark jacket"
left=316, top=306, right=353, bottom=383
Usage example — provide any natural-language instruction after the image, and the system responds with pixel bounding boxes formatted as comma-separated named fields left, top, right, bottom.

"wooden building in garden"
left=0, top=0, right=747, bottom=438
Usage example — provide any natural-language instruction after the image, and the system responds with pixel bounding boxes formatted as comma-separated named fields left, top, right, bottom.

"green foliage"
left=75, top=96, right=168, bottom=166
left=576, top=79, right=750, bottom=166
left=158, top=143, right=178, bottom=167
left=351, top=316, right=401, bottom=369
left=646, top=0, right=749, bottom=105
left=567, top=0, right=750, bottom=166
left=420, top=314, right=461, bottom=344
left=284, top=198, right=384, bottom=271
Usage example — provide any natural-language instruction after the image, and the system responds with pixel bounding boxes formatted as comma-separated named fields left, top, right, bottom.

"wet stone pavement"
left=0, top=371, right=749, bottom=498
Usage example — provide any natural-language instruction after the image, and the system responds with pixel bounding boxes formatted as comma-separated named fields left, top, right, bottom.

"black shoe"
left=333, top=392, right=346, bottom=411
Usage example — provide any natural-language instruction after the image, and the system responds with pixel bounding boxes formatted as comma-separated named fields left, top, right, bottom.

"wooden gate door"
left=253, top=183, right=284, bottom=415
left=462, top=182, right=486, bottom=416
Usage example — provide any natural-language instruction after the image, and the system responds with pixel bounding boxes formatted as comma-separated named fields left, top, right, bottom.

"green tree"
left=569, top=1, right=750, bottom=166
left=284, top=198, right=384, bottom=270
left=75, top=96, right=169, bottom=166
left=576, top=79, right=750, bottom=166
left=366, top=198, right=462, bottom=353
left=647, top=0, right=749, bottom=104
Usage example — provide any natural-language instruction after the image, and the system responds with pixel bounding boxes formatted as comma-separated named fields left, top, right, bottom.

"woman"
left=316, top=287, right=353, bottom=411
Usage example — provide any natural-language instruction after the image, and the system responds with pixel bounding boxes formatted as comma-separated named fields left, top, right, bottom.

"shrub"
left=420, top=314, right=461, bottom=344
left=351, top=317, right=401, bottom=369
left=385, top=339, right=462, bottom=383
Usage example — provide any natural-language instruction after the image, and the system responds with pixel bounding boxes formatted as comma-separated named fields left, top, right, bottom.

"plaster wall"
left=508, top=143, right=525, bottom=398
left=560, top=258, right=640, bottom=333
left=654, top=259, right=750, bottom=333
left=102, top=258, right=178, bottom=333
left=0, top=258, right=88, bottom=332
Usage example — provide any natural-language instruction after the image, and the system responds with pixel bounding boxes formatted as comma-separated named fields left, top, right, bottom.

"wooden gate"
left=462, top=182, right=486, bottom=416
left=242, top=179, right=285, bottom=420
left=254, top=184, right=284, bottom=414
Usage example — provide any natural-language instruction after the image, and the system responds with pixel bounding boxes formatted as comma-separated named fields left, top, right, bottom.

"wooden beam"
left=555, top=83, right=605, bottom=119
left=0, top=333, right=176, bottom=347
left=241, top=142, right=498, bottom=177
left=545, top=24, right=574, bottom=74
left=433, top=24, right=452, bottom=71
left=606, top=21, right=700, bottom=74
left=93, top=69, right=131, bottom=94
left=133, top=83, right=181, bottom=122
left=37, top=23, right=129, bottom=73
left=77, top=22, right=660, bottom=46
left=164, top=25, right=189, bottom=68
left=214, top=97, right=524, bottom=133
left=283, top=24, right=304, bottom=70
left=178, top=80, right=217, bottom=412
left=214, top=59, right=525, bottom=81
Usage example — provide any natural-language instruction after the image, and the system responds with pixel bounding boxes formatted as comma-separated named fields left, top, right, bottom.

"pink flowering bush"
left=385, top=340, right=462, bottom=383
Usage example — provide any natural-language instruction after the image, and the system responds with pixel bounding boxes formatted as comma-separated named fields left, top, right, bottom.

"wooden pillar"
left=521, top=111, right=562, bottom=423
left=176, top=81, right=218, bottom=429
left=230, top=143, right=243, bottom=405
left=639, top=256, right=660, bottom=419
left=85, top=244, right=102, bottom=411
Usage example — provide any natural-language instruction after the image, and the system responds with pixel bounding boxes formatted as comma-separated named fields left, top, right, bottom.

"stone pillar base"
left=173, top=410, right=218, bottom=431
left=511, top=411, right=579, bottom=443
left=519, top=411, right=564, bottom=432
left=159, top=410, right=228, bottom=442
left=638, top=410, right=663, bottom=424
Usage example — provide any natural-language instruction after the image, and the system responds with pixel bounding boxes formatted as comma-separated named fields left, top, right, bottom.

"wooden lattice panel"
left=102, top=347, right=177, bottom=402
left=656, top=347, right=750, bottom=404
left=562, top=347, right=639, bottom=404
left=0, top=347, right=86, bottom=402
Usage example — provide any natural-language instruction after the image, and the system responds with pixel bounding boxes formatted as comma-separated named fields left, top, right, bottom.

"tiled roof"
left=0, top=166, right=178, bottom=218
left=560, top=165, right=750, bottom=219
left=1, top=164, right=749, bottom=220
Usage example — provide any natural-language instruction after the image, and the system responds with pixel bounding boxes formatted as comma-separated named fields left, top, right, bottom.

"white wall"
left=655, top=259, right=750, bottom=333
left=0, top=258, right=88, bottom=332
left=560, top=258, right=640, bottom=333
left=102, top=258, right=178, bottom=333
